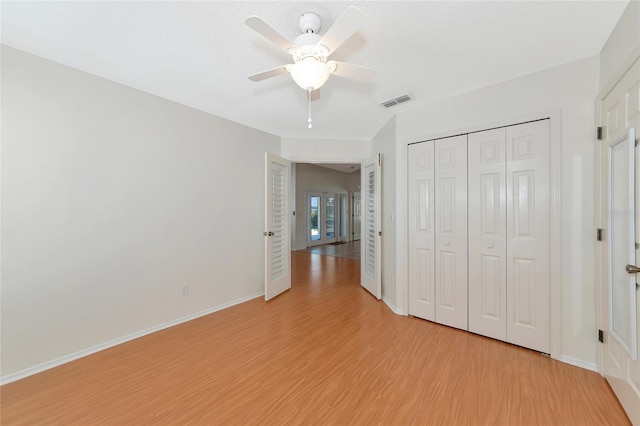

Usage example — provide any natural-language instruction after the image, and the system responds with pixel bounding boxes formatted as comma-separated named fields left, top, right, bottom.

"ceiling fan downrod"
left=307, top=88, right=313, bottom=129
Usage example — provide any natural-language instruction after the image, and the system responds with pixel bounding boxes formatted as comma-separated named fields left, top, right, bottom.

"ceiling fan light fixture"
left=290, top=57, right=331, bottom=91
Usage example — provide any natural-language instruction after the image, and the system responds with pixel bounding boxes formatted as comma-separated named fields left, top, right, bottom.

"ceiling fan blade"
left=245, top=16, right=297, bottom=52
left=318, top=6, right=365, bottom=55
left=310, top=89, right=321, bottom=102
left=248, top=65, right=289, bottom=82
left=327, top=61, right=375, bottom=80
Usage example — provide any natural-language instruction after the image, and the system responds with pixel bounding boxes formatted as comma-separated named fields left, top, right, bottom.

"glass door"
left=308, top=192, right=322, bottom=244
left=324, top=193, right=337, bottom=244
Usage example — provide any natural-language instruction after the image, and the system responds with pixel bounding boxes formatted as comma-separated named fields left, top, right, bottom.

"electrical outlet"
left=181, top=284, right=189, bottom=296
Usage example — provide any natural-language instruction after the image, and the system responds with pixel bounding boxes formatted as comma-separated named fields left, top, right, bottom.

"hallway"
left=297, top=240, right=360, bottom=260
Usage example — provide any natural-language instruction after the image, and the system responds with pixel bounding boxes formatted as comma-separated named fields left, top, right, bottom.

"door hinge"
left=378, top=231, right=382, bottom=236
left=378, top=153, right=381, bottom=166
left=596, top=126, right=603, bottom=140
left=598, top=329, right=604, bottom=343
left=597, top=228, right=603, bottom=241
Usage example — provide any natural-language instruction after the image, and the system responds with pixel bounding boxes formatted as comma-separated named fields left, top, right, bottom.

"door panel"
left=608, top=130, right=636, bottom=357
left=506, top=120, right=550, bottom=353
left=408, top=142, right=436, bottom=320
left=264, top=153, right=291, bottom=301
left=435, top=135, right=468, bottom=330
left=361, top=154, right=381, bottom=299
left=469, top=128, right=507, bottom=340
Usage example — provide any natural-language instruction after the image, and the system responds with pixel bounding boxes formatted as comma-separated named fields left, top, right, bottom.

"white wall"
left=371, top=118, right=397, bottom=309
left=599, top=0, right=640, bottom=89
left=292, top=163, right=359, bottom=250
left=0, top=46, right=280, bottom=379
left=281, top=138, right=370, bottom=163
left=395, top=56, right=600, bottom=366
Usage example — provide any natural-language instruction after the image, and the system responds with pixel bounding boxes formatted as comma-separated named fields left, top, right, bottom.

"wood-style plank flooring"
left=0, top=252, right=630, bottom=425
left=298, top=240, right=360, bottom=260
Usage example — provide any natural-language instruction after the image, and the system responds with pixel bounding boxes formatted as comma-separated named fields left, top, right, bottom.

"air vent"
left=380, top=94, right=412, bottom=108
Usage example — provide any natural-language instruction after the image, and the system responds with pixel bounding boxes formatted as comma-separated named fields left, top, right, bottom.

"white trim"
left=560, top=355, right=598, bottom=373
left=548, top=110, right=563, bottom=361
left=383, top=295, right=403, bottom=315
left=0, top=291, right=265, bottom=385
left=396, top=110, right=563, bottom=361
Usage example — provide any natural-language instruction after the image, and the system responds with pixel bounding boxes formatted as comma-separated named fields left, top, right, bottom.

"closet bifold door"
left=408, top=141, right=436, bottom=321
left=468, top=129, right=507, bottom=341
left=506, top=120, right=550, bottom=353
left=435, top=135, right=468, bottom=330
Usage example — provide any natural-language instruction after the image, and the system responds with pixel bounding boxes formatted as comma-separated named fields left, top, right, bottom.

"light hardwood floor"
left=0, top=252, right=630, bottom=425
left=298, top=240, right=360, bottom=260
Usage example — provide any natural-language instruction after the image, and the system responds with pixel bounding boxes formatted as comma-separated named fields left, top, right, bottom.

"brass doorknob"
left=626, top=264, right=640, bottom=274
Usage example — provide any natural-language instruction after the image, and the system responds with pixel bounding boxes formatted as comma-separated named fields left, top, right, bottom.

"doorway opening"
left=292, top=162, right=361, bottom=261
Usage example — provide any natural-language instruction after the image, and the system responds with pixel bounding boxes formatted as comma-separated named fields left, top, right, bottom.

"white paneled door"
left=468, top=128, right=507, bottom=341
left=408, top=141, right=436, bottom=321
left=598, top=57, right=640, bottom=424
left=434, top=135, right=468, bottom=331
left=264, top=153, right=291, bottom=301
left=505, top=120, right=550, bottom=353
left=408, top=120, right=551, bottom=352
left=361, top=154, right=381, bottom=299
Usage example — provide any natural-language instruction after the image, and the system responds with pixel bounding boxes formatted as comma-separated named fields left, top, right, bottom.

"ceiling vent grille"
left=380, top=94, right=412, bottom=108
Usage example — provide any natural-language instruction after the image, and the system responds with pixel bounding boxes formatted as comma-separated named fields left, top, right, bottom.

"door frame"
left=396, top=110, right=563, bottom=361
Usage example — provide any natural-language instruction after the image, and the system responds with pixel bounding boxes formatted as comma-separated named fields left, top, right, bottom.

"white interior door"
left=468, top=128, right=507, bottom=341
left=434, top=135, right=468, bottom=330
left=361, top=154, right=381, bottom=299
left=408, top=141, right=436, bottom=321
left=599, top=57, right=640, bottom=424
left=505, top=120, right=551, bottom=353
left=352, top=192, right=361, bottom=241
left=264, top=153, right=291, bottom=301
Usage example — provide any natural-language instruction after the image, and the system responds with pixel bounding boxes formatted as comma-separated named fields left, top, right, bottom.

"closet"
left=408, top=119, right=550, bottom=353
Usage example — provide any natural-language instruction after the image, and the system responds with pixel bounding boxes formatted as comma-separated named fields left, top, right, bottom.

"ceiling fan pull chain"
left=307, top=88, right=313, bottom=129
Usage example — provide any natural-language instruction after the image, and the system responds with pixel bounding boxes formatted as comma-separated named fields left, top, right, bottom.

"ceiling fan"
left=245, top=6, right=375, bottom=127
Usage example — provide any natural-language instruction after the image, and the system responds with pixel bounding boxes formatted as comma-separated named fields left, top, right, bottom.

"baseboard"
left=559, top=355, right=598, bottom=372
left=382, top=296, right=402, bottom=315
left=0, top=291, right=264, bottom=386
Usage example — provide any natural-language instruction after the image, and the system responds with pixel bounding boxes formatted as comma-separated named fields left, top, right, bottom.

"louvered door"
left=264, top=153, right=291, bottom=301
left=361, top=154, right=381, bottom=299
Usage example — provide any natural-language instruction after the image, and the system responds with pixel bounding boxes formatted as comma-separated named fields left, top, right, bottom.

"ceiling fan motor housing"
left=298, top=12, right=321, bottom=34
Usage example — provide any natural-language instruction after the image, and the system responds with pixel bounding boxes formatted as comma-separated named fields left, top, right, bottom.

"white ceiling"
left=1, top=1, right=628, bottom=141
